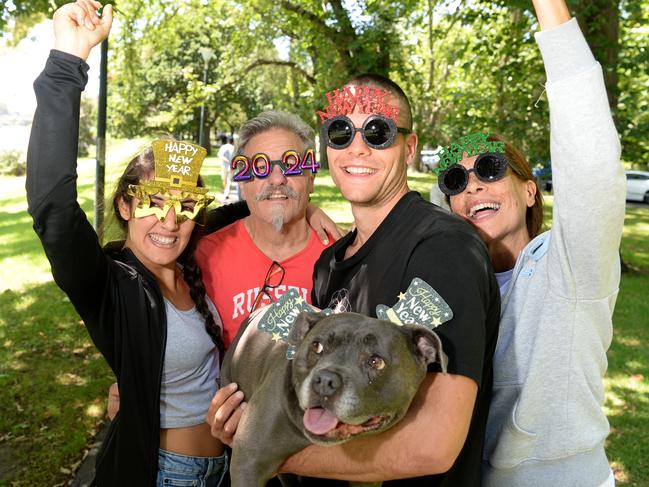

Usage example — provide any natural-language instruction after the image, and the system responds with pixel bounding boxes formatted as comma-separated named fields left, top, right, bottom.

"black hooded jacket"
left=26, top=50, right=247, bottom=486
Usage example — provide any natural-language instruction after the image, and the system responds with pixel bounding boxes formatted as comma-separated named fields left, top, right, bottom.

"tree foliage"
left=3, top=0, right=647, bottom=165
left=0, top=0, right=69, bottom=45
left=396, top=2, right=550, bottom=164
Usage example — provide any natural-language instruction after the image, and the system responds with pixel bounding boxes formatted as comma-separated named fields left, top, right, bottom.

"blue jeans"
left=157, top=448, right=228, bottom=487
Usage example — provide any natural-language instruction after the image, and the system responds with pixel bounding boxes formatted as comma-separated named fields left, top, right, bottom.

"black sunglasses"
left=251, top=261, right=286, bottom=312
left=321, top=115, right=411, bottom=150
left=438, top=153, right=509, bottom=196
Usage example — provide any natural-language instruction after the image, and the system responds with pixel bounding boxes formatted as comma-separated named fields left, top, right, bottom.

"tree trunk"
left=571, top=0, right=620, bottom=112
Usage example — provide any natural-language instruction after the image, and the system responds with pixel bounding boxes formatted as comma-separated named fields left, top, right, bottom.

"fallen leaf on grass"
left=72, top=346, right=90, bottom=357
left=629, top=374, right=644, bottom=384
left=613, top=466, right=627, bottom=483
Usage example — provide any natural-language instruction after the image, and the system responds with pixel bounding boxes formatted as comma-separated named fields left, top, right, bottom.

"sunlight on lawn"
left=85, top=404, right=103, bottom=418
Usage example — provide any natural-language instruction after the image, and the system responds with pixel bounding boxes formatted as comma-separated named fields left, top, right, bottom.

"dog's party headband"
left=316, top=85, right=400, bottom=123
left=375, top=278, right=453, bottom=328
left=253, top=278, right=453, bottom=360
left=433, top=132, right=505, bottom=175
left=127, top=139, right=214, bottom=224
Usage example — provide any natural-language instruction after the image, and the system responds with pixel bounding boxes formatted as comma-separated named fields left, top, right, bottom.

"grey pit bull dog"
left=221, top=311, right=448, bottom=487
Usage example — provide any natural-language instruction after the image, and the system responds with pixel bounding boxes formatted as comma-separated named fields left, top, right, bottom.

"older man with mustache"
left=196, top=111, right=332, bottom=350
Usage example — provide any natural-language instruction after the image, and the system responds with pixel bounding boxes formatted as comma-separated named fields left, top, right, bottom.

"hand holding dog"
left=206, top=383, right=246, bottom=447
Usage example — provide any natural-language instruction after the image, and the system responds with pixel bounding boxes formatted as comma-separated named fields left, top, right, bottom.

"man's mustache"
left=255, top=184, right=300, bottom=201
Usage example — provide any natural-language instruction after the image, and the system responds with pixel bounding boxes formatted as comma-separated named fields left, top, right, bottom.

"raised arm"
left=28, top=0, right=112, bottom=227
left=532, top=0, right=624, bottom=299
left=532, top=0, right=571, bottom=30
left=54, top=0, right=113, bottom=61
left=26, top=2, right=114, bottom=354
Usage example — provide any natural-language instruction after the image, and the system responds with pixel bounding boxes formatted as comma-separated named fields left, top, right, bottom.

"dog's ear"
left=288, top=312, right=325, bottom=346
left=404, top=325, right=448, bottom=373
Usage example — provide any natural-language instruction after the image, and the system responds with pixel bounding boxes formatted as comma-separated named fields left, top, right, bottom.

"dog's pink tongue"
left=303, top=407, right=339, bottom=435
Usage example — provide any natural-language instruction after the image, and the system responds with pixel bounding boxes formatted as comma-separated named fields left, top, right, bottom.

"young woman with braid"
left=27, top=2, right=227, bottom=485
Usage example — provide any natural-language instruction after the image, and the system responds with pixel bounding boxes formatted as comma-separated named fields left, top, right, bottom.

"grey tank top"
left=159, top=296, right=222, bottom=428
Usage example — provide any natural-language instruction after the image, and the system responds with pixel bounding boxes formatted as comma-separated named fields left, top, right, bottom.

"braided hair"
left=111, top=145, right=224, bottom=352
left=179, top=229, right=225, bottom=356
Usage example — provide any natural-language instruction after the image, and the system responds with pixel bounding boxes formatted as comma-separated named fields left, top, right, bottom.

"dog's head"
left=288, top=311, right=447, bottom=445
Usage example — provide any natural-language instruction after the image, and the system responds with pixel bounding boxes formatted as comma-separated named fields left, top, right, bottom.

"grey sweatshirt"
left=482, top=18, right=625, bottom=486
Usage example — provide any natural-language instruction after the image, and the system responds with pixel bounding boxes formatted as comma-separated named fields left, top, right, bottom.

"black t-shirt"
left=310, top=191, right=500, bottom=487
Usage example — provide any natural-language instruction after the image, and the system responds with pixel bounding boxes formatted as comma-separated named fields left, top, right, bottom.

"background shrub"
left=0, top=149, right=25, bottom=176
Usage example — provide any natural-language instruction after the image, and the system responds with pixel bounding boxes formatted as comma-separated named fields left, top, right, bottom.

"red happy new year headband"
left=316, top=85, right=400, bottom=123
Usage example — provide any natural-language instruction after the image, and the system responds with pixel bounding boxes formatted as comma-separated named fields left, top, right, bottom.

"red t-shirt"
left=196, top=220, right=329, bottom=349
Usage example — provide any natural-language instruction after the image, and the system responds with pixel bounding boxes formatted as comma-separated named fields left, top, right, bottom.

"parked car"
left=626, top=170, right=649, bottom=203
left=421, top=148, right=442, bottom=172
left=533, top=165, right=553, bottom=192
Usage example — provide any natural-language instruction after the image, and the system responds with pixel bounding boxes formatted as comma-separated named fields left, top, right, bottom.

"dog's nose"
left=312, top=370, right=342, bottom=397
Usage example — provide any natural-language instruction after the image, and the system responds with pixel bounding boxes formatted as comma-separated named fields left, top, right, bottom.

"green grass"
left=620, top=206, right=649, bottom=270
left=0, top=147, right=648, bottom=485
left=0, top=282, right=112, bottom=485
left=606, top=272, right=649, bottom=485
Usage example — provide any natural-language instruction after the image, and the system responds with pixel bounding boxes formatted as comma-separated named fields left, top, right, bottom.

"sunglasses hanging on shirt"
left=250, top=261, right=286, bottom=312
left=321, top=114, right=411, bottom=150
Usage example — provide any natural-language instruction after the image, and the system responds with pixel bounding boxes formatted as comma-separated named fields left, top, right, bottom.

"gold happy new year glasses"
left=127, top=183, right=215, bottom=224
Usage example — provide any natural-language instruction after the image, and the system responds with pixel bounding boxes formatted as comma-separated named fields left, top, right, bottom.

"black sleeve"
left=405, top=228, right=500, bottom=385
left=26, top=50, right=117, bottom=364
left=204, top=201, right=250, bottom=234
left=310, top=247, right=331, bottom=308
left=310, top=233, right=353, bottom=309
